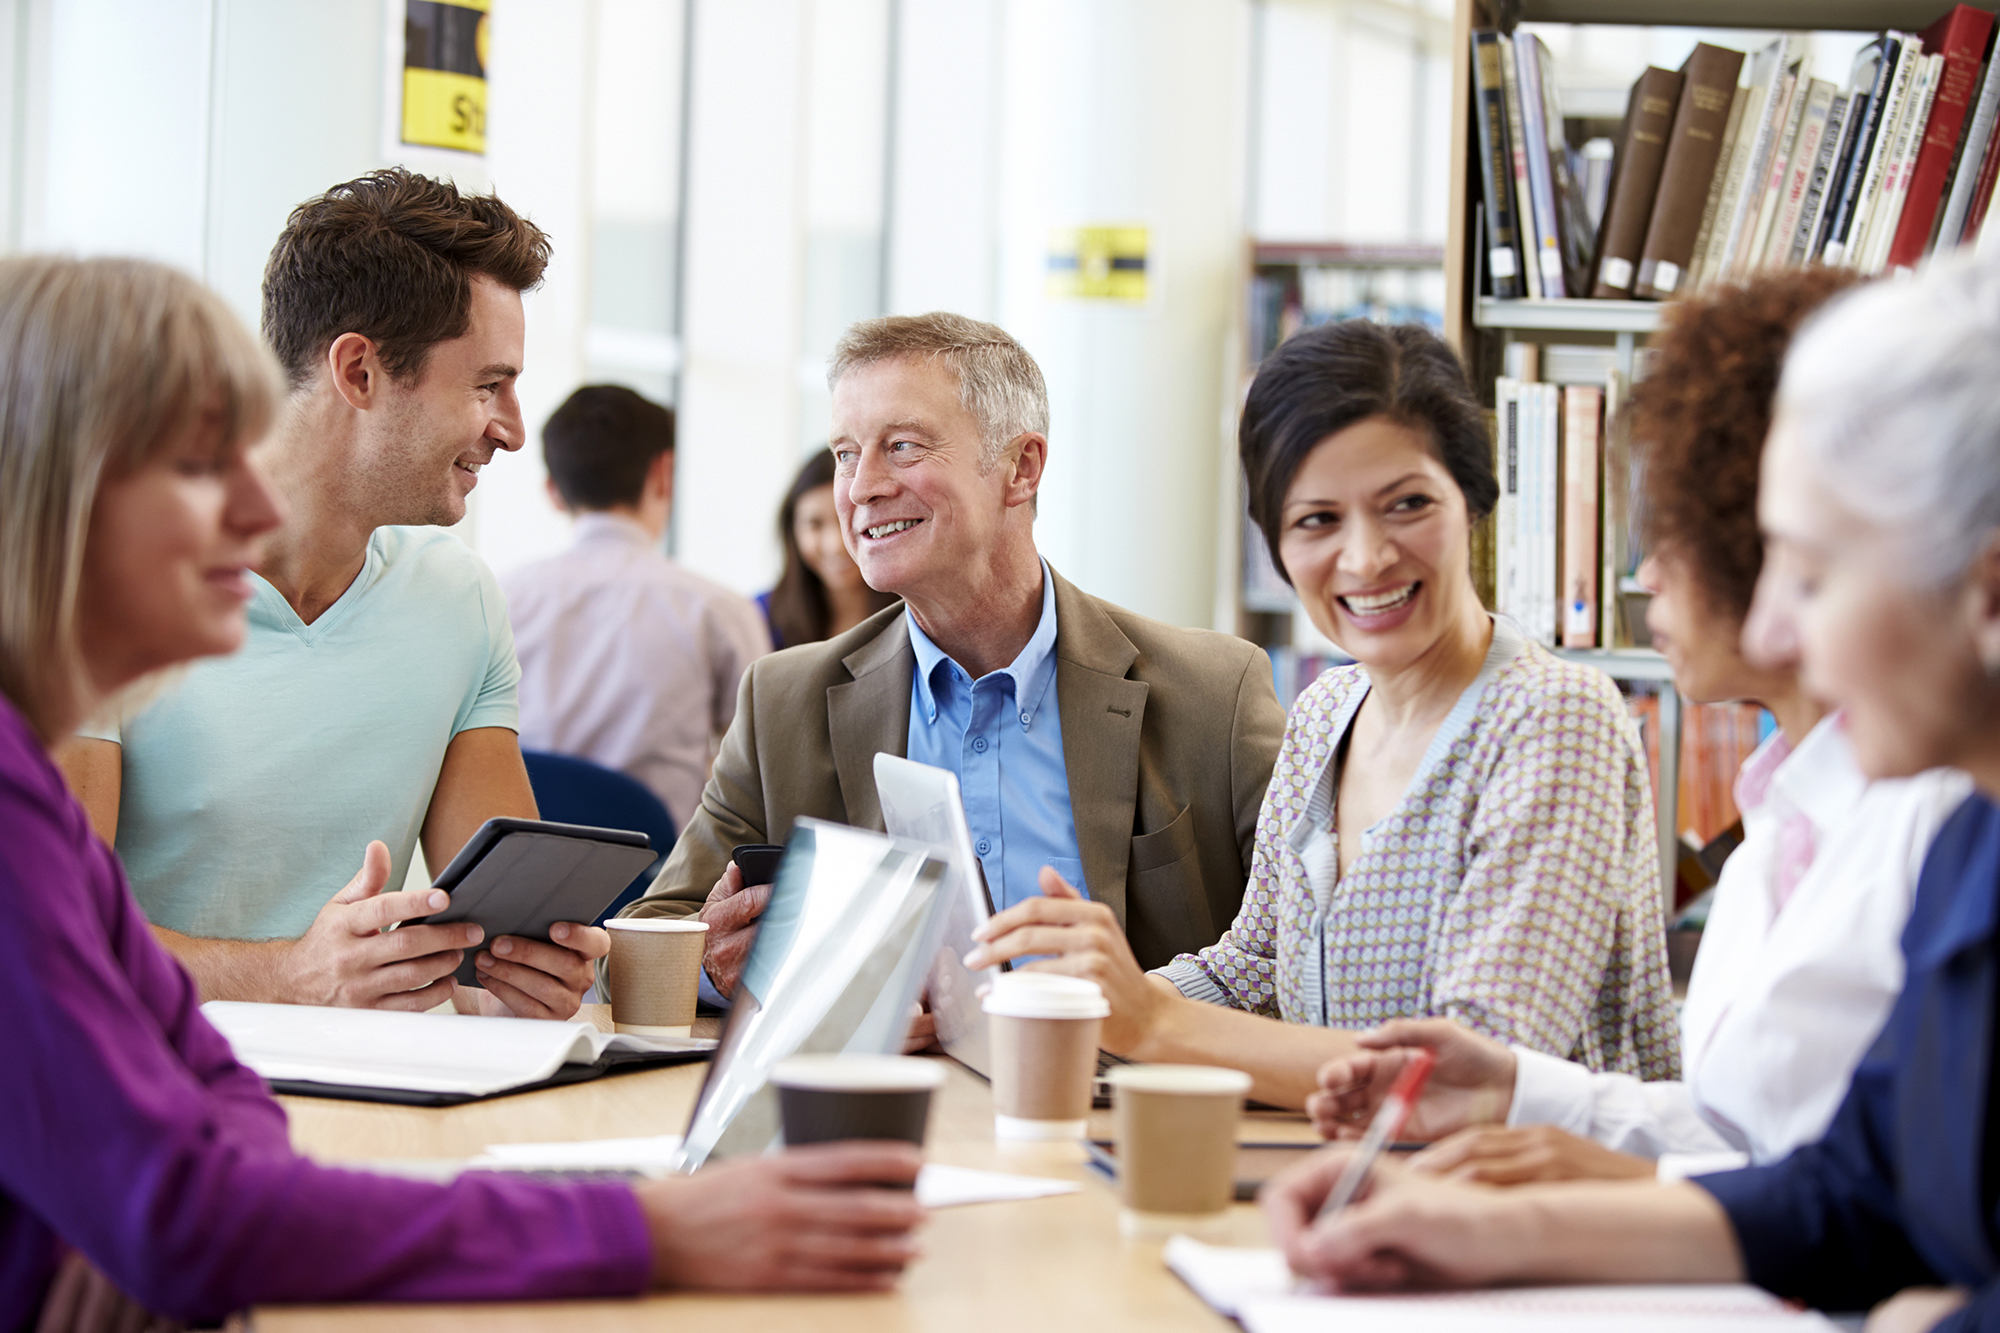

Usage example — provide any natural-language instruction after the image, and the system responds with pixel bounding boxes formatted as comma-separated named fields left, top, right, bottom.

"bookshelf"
left=1440, top=0, right=1919, bottom=907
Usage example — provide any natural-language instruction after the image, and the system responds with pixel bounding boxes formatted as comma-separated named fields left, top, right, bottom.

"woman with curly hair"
left=1303, top=267, right=1972, bottom=1185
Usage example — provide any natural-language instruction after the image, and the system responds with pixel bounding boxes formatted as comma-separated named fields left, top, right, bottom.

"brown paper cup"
left=1108, top=1064, right=1251, bottom=1235
left=982, top=974, right=1109, bottom=1140
left=606, top=919, right=708, bottom=1036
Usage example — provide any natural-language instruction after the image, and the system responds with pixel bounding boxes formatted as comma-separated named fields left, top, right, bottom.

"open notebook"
left=1165, top=1238, right=1842, bottom=1332
left=203, top=1001, right=714, bottom=1106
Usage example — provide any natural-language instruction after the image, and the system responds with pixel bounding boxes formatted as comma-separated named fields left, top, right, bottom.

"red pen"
left=1314, top=1048, right=1436, bottom=1220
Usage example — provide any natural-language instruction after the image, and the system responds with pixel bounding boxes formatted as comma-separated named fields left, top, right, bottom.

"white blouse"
left=1507, top=716, right=1972, bottom=1175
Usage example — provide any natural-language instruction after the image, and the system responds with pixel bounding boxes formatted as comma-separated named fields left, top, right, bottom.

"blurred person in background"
left=1307, top=267, right=1969, bottom=1184
left=0, top=254, right=926, bottom=1333
left=505, top=384, right=770, bottom=831
left=970, top=319, right=1677, bottom=1110
left=1262, top=251, right=2000, bottom=1333
left=758, top=451, right=897, bottom=649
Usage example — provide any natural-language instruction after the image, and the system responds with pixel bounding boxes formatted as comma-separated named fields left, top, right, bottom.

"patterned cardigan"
left=1158, top=617, right=1680, bottom=1079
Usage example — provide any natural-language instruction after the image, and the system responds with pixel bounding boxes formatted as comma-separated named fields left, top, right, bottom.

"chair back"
left=520, top=750, right=678, bottom=924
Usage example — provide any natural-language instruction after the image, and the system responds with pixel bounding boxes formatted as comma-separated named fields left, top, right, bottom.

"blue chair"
left=520, top=750, right=678, bottom=925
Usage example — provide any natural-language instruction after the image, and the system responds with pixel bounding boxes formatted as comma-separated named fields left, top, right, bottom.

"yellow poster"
left=403, top=0, right=490, bottom=155
left=1047, top=226, right=1149, bottom=302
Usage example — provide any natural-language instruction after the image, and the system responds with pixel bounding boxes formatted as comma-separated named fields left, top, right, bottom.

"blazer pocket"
left=1131, top=805, right=1197, bottom=873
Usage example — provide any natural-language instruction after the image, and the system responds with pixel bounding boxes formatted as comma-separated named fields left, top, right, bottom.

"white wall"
left=994, top=0, right=1249, bottom=630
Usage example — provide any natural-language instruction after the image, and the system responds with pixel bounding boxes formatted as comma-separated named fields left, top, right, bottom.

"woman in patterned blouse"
left=969, top=320, right=1678, bottom=1109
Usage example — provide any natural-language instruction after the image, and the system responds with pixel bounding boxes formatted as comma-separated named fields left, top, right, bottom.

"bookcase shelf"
left=1510, top=0, right=1956, bottom=32
left=1475, top=297, right=1666, bottom=333
left=1552, top=645, right=1676, bottom=681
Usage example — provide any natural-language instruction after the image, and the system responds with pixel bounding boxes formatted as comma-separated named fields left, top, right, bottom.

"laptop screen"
left=675, top=818, right=957, bottom=1170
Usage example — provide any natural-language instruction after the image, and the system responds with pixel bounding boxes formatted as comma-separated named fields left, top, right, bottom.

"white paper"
left=1166, top=1241, right=1835, bottom=1331
left=1238, top=1284, right=1839, bottom=1333
left=468, top=1141, right=1076, bottom=1205
left=1165, top=1236, right=1299, bottom=1316
left=204, top=1001, right=712, bottom=1097
left=914, top=1164, right=1079, bottom=1209
left=473, top=1135, right=686, bottom=1174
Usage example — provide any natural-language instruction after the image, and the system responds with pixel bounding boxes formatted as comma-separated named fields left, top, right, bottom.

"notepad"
left=1164, top=1238, right=1841, bottom=1330
left=204, top=1001, right=714, bottom=1105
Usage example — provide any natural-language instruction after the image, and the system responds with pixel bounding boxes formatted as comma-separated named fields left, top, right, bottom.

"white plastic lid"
left=769, top=1053, right=947, bottom=1092
left=981, top=972, right=1110, bottom=1020
left=605, top=918, right=709, bottom=933
left=1104, top=1064, right=1251, bottom=1096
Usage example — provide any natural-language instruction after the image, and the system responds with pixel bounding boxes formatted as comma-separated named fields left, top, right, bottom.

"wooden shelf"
left=1253, top=241, right=1446, bottom=268
left=1475, top=297, right=1665, bottom=333
left=1510, top=0, right=1962, bottom=31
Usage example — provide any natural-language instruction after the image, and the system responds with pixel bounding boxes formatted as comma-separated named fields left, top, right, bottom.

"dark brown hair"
left=543, top=384, right=673, bottom=511
left=765, top=451, right=896, bottom=649
left=261, top=167, right=550, bottom=391
left=1630, top=266, right=1862, bottom=623
left=1239, top=320, right=1495, bottom=584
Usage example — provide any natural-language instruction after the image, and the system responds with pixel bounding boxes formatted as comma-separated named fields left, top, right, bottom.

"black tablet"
left=414, top=817, right=658, bottom=987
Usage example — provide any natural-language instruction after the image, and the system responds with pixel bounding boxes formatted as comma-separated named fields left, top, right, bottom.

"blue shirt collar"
left=908, top=559, right=1060, bottom=726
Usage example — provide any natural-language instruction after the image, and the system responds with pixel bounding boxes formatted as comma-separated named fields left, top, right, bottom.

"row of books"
left=1628, top=689, right=1770, bottom=850
left=1473, top=4, right=2000, bottom=302
left=1490, top=358, right=1636, bottom=649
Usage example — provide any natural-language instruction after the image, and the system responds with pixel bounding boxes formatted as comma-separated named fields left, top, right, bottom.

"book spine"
left=1740, top=68, right=1813, bottom=276
left=1635, top=43, right=1745, bottom=299
left=1702, top=66, right=1776, bottom=289
left=1822, top=38, right=1898, bottom=261
left=1537, top=384, right=1559, bottom=646
left=1965, top=91, right=2000, bottom=241
left=1892, top=4, right=1997, bottom=267
left=1499, top=34, right=1543, bottom=301
left=1836, top=36, right=1919, bottom=266
left=1516, top=38, right=1567, bottom=297
left=1594, top=68, right=1685, bottom=297
left=1561, top=387, right=1602, bottom=649
left=1767, top=82, right=1836, bottom=268
left=1938, top=55, right=2000, bottom=250
left=1598, top=368, right=1631, bottom=648
left=1496, top=378, right=1519, bottom=620
left=1716, top=43, right=1796, bottom=281
left=1471, top=32, right=1524, bottom=299
left=1862, top=52, right=1939, bottom=272
left=1791, top=92, right=1853, bottom=264
left=1686, top=92, right=1749, bottom=292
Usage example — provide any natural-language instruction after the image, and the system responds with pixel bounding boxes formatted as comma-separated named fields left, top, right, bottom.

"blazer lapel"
left=827, top=614, right=914, bottom=832
left=1050, top=570, right=1148, bottom=932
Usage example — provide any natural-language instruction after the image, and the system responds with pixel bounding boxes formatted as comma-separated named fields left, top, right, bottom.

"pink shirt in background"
left=502, top=513, right=771, bottom=829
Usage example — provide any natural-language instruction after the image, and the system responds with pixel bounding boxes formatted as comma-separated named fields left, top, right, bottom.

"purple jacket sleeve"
left=0, top=741, right=653, bottom=1324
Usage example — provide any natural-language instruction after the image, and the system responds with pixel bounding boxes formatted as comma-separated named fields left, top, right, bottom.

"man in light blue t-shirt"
left=60, top=169, right=608, bottom=1019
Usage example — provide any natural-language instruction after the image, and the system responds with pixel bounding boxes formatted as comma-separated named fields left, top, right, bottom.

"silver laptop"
left=874, top=754, right=1002, bottom=1079
left=674, top=818, right=959, bottom=1170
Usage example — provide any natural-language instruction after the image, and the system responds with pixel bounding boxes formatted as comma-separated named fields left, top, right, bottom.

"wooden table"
left=253, top=1008, right=1315, bottom=1331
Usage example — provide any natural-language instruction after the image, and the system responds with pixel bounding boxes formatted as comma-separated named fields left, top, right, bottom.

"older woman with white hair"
left=1259, top=253, right=2000, bottom=1333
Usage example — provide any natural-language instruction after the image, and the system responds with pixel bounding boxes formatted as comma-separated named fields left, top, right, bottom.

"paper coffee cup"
left=770, top=1054, right=947, bottom=1157
left=1107, top=1064, right=1251, bottom=1235
left=982, top=974, right=1109, bottom=1140
left=606, top=918, right=709, bottom=1037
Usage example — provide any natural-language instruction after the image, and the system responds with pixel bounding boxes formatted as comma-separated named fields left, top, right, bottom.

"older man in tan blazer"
left=620, top=313, right=1284, bottom=998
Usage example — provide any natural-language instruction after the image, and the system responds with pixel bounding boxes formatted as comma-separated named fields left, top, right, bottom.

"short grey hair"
left=1777, top=252, right=2000, bottom=587
left=827, top=312, right=1049, bottom=469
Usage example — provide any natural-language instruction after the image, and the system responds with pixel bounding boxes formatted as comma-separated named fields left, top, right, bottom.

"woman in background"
left=1307, top=267, right=1970, bottom=1184
left=0, top=256, right=923, bottom=1330
left=758, top=451, right=896, bottom=648
left=1264, top=251, right=2000, bottom=1333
